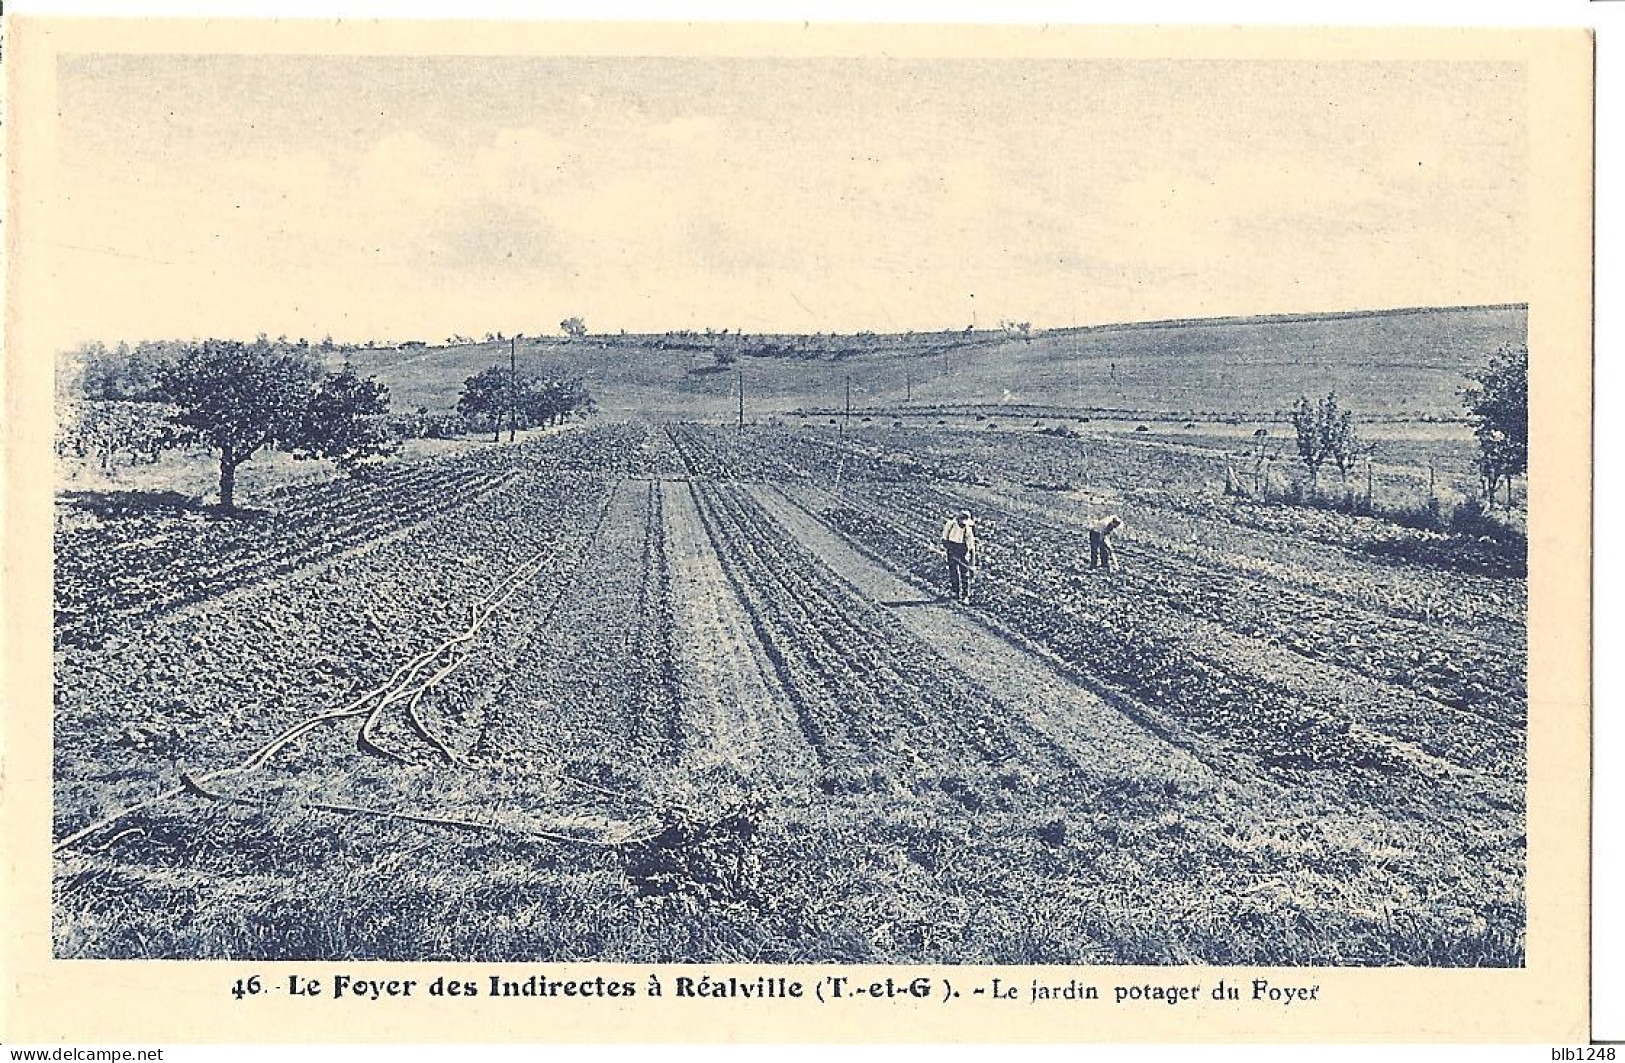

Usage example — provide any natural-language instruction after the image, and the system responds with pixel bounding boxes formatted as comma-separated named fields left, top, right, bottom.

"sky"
left=48, top=54, right=1527, bottom=348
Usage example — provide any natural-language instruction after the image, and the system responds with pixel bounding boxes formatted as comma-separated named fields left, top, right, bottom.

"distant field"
left=330, top=304, right=1526, bottom=423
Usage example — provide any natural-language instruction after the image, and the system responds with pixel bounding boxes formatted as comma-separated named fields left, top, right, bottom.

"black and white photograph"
left=36, top=39, right=1555, bottom=976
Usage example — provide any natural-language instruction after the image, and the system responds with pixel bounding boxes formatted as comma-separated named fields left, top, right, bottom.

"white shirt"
left=942, top=519, right=977, bottom=551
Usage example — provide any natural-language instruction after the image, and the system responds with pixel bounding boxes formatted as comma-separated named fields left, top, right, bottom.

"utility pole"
left=1073, top=308, right=1082, bottom=412
left=508, top=335, right=517, bottom=443
left=845, top=375, right=853, bottom=428
left=737, top=367, right=744, bottom=431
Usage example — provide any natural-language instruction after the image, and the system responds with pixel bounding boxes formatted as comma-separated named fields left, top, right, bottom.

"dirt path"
left=748, top=484, right=1215, bottom=788
left=659, top=481, right=818, bottom=786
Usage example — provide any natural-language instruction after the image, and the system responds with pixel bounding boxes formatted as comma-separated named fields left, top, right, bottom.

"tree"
left=294, top=363, right=398, bottom=472
left=536, top=376, right=595, bottom=425
left=457, top=365, right=518, bottom=442
left=157, top=338, right=324, bottom=509
left=63, top=400, right=189, bottom=471
left=74, top=341, right=115, bottom=399
left=459, top=366, right=594, bottom=438
left=1290, top=396, right=1328, bottom=484
left=560, top=316, right=588, bottom=339
left=1290, top=391, right=1358, bottom=487
left=1324, top=397, right=1360, bottom=485
left=76, top=339, right=169, bottom=402
left=1462, top=343, right=1528, bottom=507
left=517, top=374, right=591, bottom=427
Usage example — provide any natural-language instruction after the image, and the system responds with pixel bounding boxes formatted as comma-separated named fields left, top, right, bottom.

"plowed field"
left=53, top=421, right=1525, bottom=964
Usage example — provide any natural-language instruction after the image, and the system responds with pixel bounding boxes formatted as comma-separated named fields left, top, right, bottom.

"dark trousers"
left=946, top=542, right=973, bottom=597
left=1090, top=531, right=1114, bottom=570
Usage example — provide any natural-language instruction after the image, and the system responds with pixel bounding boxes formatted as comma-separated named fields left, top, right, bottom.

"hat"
left=958, top=510, right=971, bottom=520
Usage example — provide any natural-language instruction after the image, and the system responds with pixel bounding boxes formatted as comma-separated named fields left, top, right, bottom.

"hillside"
left=330, top=304, right=1527, bottom=423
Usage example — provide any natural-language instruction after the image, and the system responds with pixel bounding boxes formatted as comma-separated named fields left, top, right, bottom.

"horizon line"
left=59, top=300, right=1529, bottom=354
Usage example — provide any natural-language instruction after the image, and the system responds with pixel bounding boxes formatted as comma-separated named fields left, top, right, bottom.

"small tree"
left=560, top=317, right=588, bottom=339
left=77, top=340, right=169, bottom=402
left=1290, top=391, right=1357, bottom=489
left=1323, top=396, right=1360, bottom=486
left=1290, top=395, right=1329, bottom=485
left=524, top=375, right=595, bottom=426
left=1462, top=343, right=1528, bottom=508
left=552, top=377, right=595, bottom=422
left=157, top=338, right=324, bottom=509
left=294, top=363, right=398, bottom=473
left=457, top=365, right=518, bottom=442
left=75, top=341, right=116, bottom=399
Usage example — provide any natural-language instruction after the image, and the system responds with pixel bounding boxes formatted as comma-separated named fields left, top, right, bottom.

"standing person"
left=1089, top=514, right=1123, bottom=572
left=941, top=510, right=978, bottom=603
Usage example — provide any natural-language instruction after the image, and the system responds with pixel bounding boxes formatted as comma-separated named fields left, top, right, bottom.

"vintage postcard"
left=0, top=18, right=1594, bottom=1044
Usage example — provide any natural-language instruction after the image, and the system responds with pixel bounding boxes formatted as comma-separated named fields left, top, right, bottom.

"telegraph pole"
left=845, top=375, right=853, bottom=428
left=508, top=335, right=517, bottom=442
left=737, top=367, right=744, bottom=431
left=1073, top=308, right=1081, bottom=411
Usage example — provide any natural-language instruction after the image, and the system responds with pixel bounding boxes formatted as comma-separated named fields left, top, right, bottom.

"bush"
left=1274, top=478, right=1367, bottom=517
left=1449, top=496, right=1523, bottom=541
left=621, top=796, right=766, bottom=905
left=388, top=409, right=467, bottom=440
left=1380, top=495, right=1451, bottom=534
